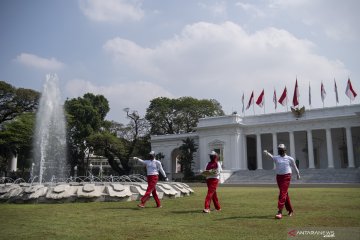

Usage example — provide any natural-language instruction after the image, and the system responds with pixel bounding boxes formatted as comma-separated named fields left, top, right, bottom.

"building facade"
left=151, top=105, right=360, bottom=182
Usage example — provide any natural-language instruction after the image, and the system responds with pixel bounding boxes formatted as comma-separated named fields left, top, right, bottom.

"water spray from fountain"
left=33, top=74, right=68, bottom=184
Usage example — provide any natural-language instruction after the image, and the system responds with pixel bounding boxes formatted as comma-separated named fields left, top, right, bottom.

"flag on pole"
left=345, top=78, right=357, bottom=101
left=256, top=89, right=265, bottom=107
left=292, top=79, right=299, bottom=107
left=242, top=93, right=245, bottom=113
left=334, top=79, right=339, bottom=104
left=278, top=87, right=287, bottom=106
left=273, top=89, right=277, bottom=110
left=309, top=82, right=312, bottom=107
left=321, top=82, right=326, bottom=104
left=246, top=91, right=254, bottom=110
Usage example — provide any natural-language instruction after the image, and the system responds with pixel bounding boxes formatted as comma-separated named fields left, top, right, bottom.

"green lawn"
left=0, top=187, right=359, bottom=240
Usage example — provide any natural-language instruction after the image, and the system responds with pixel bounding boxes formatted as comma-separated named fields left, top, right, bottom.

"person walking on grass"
left=202, top=151, right=222, bottom=213
left=133, top=151, right=168, bottom=208
left=264, top=144, right=300, bottom=219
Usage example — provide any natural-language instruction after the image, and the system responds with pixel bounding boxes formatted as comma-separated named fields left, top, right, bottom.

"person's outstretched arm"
left=263, top=150, right=273, bottom=158
left=132, top=157, right=145, bottom=164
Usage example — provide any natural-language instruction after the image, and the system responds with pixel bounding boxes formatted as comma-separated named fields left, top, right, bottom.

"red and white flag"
left=273, top=89, right=277, bottom=109
left=321, top=82, right=326, bottom=103
left=278, top=87, right=287, bottom=106
left=334, top=79, right=339, bottom=104
left=292, top=79, right=299, bottom=107
left=246, top=91, right=254, bottom=110
left=256, top=89, right=265, bottom=107
left=345, top=78, right=357, bottom=101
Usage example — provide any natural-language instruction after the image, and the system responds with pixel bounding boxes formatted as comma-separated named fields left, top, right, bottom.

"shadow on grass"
left=102, top=207, right=143, bottom=211
left=216, top=215, right=274, bottom=220
left=170, top=210, right=204, bottom=214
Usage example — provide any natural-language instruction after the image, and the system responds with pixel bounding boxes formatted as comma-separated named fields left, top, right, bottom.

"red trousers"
left=141, top=175, right=161, bottom=207
left=276, top=173, right=293, bottom=212
left=204, top=178, right=221, bottom=210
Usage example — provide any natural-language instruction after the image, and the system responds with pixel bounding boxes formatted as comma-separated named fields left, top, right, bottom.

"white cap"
left=209, top=151, right=217, bottom=156
left=278, top=144, right=286, bottom=149
left=149, top=151, right=155, bottom=155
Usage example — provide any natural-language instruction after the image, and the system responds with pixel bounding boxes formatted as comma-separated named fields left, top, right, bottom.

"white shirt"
left=136, top=158, right=167, bottom=177
left=205, top=162, right=222, bottom=179
left=272, top=154, right=298, bottom=175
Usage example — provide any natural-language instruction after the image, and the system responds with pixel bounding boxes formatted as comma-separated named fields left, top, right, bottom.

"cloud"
left=198, top=2, right=227, bottom=17
left=79, top=0, right=144, bottom=23
left=103, top=38, right=159, bottom=76
left=267, top=0, right=360, bottom=41
left=103, top=21, right=351, bottom=115
left=65, top=79, right=174, bottom=121
left=15, top=53, right=65, bottom=71
left=235, top=2, right=265, bottom=18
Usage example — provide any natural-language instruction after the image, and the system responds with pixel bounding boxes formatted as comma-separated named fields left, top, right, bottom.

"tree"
left=145, top=97, right=224, bottom=135
left=0, top=81, right=40, bottom=126
left=86, top=132, right=129, bottom=175
left=104, top=110, right=151, bottom=173
left=64, top=93, right=110, bottom=175
left=178, top=137, right=198, bottom=179
left=122, top=108, right=150, bottom=159
left=0, top=113, right=35, bottom=177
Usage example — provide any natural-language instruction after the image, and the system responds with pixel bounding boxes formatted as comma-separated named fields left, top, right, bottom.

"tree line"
left=0, top=80, right=224, bottom=179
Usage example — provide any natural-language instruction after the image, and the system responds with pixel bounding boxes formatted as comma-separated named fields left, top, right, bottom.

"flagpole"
left=309, top=82, right=311, bottom=110
left=273, top=88, right=276, bottom=113
left=264, top=99, right=265, bottom=114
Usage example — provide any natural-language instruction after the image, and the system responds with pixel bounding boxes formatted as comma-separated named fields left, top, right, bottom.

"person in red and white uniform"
left=264, top=144, right=300, bottom=219
left=202, top=151, right=222, bottom=213
left=133, top=151, right=168, bottom=208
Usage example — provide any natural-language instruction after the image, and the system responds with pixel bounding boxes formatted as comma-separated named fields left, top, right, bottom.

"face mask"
left=278, top=149, right=285, bottom=156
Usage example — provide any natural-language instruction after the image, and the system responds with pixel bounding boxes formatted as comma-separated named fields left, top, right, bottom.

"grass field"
left=0, top=186, right=359, bottom=240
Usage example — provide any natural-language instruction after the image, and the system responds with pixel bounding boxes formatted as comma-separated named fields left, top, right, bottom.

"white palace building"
left=151, top=104, right=360, bottom=183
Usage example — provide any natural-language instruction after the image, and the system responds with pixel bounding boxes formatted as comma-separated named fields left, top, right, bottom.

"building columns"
left=346, top=127, right=355, bottom=168
left=256, top=133, right=263, bottom=170
left=9, top=152, right=17, bottom=172
left=289, top=131, right=296, bottom=161
left=272, top=133, right=277, bottom=169
left=242, top=134, right=248, bottom=170
left=307, top=130, right=315, bottom=169
left=326, top=128, right=334, bottom=168
left=233, top=133, right=241, bottom=170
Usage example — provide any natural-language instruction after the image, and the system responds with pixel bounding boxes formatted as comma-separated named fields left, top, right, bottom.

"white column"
left=346, top=127, right=355, bottom=168
left=233, top=133, right=241, bottom=170
left=307, top=130, right=315, bottom=169
left=326, top=128, right=334, bottom=168
left=241, top=134, right=248, bottom=170
left=9, top=152, right=17, bottom=172
left=289, top=131, right=296, bottom=161
left=199, top=138, right=208, bottom=171
left=272, top=132, right=278, bottom=169
left=256, top=133, right=263, bottom=170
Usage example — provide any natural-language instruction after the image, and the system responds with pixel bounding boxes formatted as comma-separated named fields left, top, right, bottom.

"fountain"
left=33, top=74, right=68, bottom=184
left=0, top=74, right=194, bottom=203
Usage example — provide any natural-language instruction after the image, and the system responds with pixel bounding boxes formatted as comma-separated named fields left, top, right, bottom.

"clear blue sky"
left=1, top=0, right=359, bottom=123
